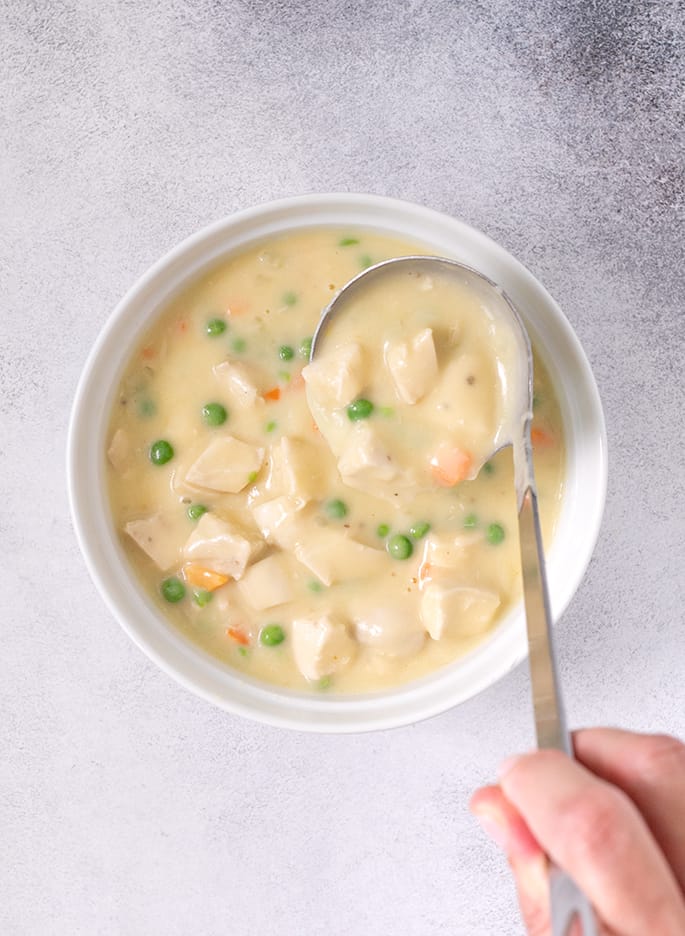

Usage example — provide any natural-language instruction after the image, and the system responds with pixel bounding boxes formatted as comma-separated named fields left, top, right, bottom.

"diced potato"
left=238, top=554, right=295, bottom=609
left=337, top=424, right=400, bottom=488
left=183, top=512, right=262, bottom=580
left=267, top=436, right=326, bottom=501
left=420, top=532, right=476, bottom=570
left=420, top=583, right=500, bottom=639
left=302, top=342, right=364, bottom=408
left=251, top=495, right=307, bottom=549
left=213, top=360, right=261, bottom=408
left=354, top=602, right=425, bottom=657
left=107, top=428, right=130, bottom=471
left=384, top=327, right=438, bottom=404
left=185, top=436, right=264, bottom=493
left=291, top=612, right=356, bottom=681
left=294, top=530, right=385, bottom=587
left=125, top=513, right=186, bottom=570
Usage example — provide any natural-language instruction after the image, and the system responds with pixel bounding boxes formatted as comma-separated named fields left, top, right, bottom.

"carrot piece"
left=183, top=563, right=229, bottom=591
left=227, top=626, right=250, bottom=646
left=264, top=387, right=281, bottom=401
left=429, top=446, right=473, bottom=487
left=226, top=300, right=248, bottom=316
left=418, top=562, right=433, bottom=585
left=141, top=346, right=156, bottom=360
left=531, top=427, right=555, bottom=448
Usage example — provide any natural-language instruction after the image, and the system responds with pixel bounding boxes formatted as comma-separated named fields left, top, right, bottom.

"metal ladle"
left=311, top=256, right=599, bottom=936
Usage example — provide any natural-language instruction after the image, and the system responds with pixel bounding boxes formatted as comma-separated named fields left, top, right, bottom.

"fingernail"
left=498, top=755, right=522, bottom=780
left=472, top=807, right=510, bottom=851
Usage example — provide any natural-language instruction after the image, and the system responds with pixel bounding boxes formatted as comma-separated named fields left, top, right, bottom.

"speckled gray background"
left=2, top=2, right=684, bottom=934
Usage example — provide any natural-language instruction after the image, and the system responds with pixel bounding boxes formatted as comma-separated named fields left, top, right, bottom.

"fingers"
left=499, top=751, right=685, bottom=936
left=572, top=729, right=685, bottom=893
left=470, top=786, right=551, bottom=936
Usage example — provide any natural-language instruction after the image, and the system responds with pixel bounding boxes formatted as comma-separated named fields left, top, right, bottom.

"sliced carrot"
left=227, top=626, right=250, bottom=646
left=184, top=563, right=229, bottom=591
left=141, top=346, right=156, bottom=360
left=418, top=562, right=433, bottom=585
left=264, top=387, right=281, bottom=401
left=226, top=299, right=248, bottom=316
left=531, top=427, right=555, bottom=448
left=429, top=445, right=473, bottom=487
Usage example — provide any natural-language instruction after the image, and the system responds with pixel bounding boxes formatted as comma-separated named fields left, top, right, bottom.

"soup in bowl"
left=68, top=195, right=606, bottom=731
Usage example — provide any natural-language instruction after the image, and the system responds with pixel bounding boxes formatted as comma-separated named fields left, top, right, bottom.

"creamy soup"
left=107, top=229, right=565, bottom=693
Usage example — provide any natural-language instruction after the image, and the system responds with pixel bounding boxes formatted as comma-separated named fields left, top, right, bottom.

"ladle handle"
left=518, top=486, right=599, bottom=936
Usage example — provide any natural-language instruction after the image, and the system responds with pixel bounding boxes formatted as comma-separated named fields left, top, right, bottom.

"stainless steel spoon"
left=311, top=256, right=599, bottom=936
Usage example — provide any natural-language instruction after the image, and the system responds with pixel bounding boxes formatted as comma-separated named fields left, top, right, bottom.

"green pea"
left=316, top=675, right=332, bottom=690
left=279, top=345, right=295, bottom=361
left=149, top=439, right=174, bottom=465
left=376, top=523, right=390, bottom=538
left=359, top=254, right=373, bottom=269
left=206, top=317, right=227, bottom=337
left=387, top=534, right=413, bottom=560
left=409, top=521, right=431, bottom=540
left=463, top=513, right=478, bottom=529
left=247, top=470, right=259, bottom=484
left=486, top=523, right=505, bottom=545
left=231, top=337, right=247, bottom=353
left=260, top=624, right=285, bottom=646
left=483, top=461, right=495, bottom=475
left=339, top=237, right=359, bottom=246
left=299, top=336, right=313, bottom=359
left=324, top=498, right=348, bottom=520
left=282, top=291, right=297, bottom=306
left=193, top=589, right=213, bottom=607
left=161, top=577, right=185, bottom=603
left=307, top=580, right=324, bottom=593
left=187, top=503, right=208, bottom=521
left=265, top=420, right=278, bottom=433
left=202, top=402, right=227, bottom=426
left=347, top=398, right=374, bottom=421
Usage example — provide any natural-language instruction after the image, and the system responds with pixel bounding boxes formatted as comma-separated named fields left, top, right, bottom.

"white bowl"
left=67, top=194, right=607, bottom=732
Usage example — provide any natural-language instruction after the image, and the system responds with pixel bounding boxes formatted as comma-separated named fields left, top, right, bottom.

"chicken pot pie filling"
left=107, top=229, right=564, bottom=693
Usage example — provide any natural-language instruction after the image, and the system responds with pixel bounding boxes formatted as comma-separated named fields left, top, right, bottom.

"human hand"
left=470, top=729, right=685, bottom=935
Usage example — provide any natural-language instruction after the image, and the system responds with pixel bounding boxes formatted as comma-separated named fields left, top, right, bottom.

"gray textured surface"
left=2, top=2, right=684, bottom=934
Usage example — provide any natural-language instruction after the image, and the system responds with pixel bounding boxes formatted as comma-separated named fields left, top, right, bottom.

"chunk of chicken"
left=183, top=512, right=263, bottom=580
left=185, top=436, right=264, bottom=494
left=420, top=532, right=476, bottom=570
left=294, top=530, right=385, bottom=587
left=107, top=428, right=130, bottom=471
left=238, top=554, right=295, bottom=609
left=291, top=612, right=356, bottom=681
left=384, top=327, right=438, bottom=404
left=337, top=424, right=400, bottom=488
left=251, top=495, right=307, bottom=549
left=302, top=342, right=364, bottom=409
left=213, top=360, right=261, bottom=408
left=420, top=583, right=500, bottom=639
left=426, top=353, right=497, bottom=443
left=354, top=602, right=426, bottom=657
left=267, top=436, right=326, bottom=502
left=124, top=513, right=186, bottom=570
